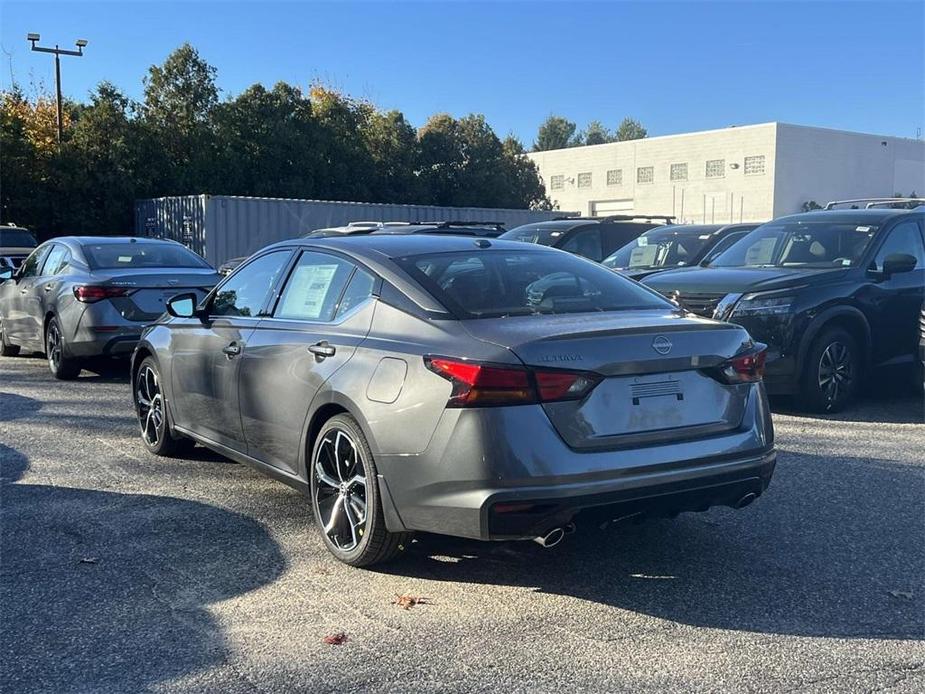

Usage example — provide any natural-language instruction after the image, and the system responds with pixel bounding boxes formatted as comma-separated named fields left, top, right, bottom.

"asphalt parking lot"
left=1, top=355, right=923, bottom=693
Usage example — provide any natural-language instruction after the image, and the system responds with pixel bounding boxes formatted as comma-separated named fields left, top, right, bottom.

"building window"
left=606, top=169, right=622, bottom=186
left=577, top=172, right=592, bottom=188
left=744, top=155, right=766, bottom=176
left=705, top=159, right=725, bottom=178
left=550, top=175, right=564, bottom=190
left=670, top=163, right=688, bottom=182
left=637, top=166, right=654, bottom=184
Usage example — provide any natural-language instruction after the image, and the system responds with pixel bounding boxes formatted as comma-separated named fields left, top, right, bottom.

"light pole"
left=27, top=33, right=88, bottom=143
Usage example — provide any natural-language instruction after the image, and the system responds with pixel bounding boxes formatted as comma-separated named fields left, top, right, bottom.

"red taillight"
left=73, top=285, right=130, bottom=303
left=424, top=357, right=600, bottom=407
left=719, top=347, right=767, bottom=384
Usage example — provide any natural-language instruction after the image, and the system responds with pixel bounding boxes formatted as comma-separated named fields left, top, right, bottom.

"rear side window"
left=211, top=250, right=291, bottom=318
left=335, top=268, right=376, bottom=318
left=83, top=242, right=209, bottom=269
left=873, top=221, right=925, bottom=271
left=274, top=251, right=354, bottom=322
left=397, top=249, right=671, bottom=319
left=560, top=228, right=602, bottom=261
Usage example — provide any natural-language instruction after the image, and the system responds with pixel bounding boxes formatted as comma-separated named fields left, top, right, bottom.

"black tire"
left=45, top=316, right=81, bottom=379
left=799, top=327, right=861, bottom=413
left=309, top=413, right=411, bottom=567
left=0, top=319, right=20, bottom=356
left=133, top=356, right=195, bottom=457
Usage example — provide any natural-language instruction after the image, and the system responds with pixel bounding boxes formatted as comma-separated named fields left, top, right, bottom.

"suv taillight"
left=73, top=285, right=131, bottom=303
left=424, top=357, right=600, bottom=407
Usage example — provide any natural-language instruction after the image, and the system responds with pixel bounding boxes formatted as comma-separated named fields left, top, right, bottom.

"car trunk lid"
left=91, top=269, right=220, bottom=321
left=462, top=310, right=756, bottom=450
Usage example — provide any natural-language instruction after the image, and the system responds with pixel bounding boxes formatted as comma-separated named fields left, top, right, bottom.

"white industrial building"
left=527, top=122, right=925, bottom=223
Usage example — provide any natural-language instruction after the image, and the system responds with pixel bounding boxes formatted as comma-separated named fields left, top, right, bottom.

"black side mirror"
left=166, top=292, right=200, bottom=319
left=0, top=267, right=13, bottom=282
left=881, top=253, right=917, bottom=277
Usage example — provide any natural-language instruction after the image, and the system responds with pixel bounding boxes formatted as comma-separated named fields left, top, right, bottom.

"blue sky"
left=2, top=1, right=923, bottom=143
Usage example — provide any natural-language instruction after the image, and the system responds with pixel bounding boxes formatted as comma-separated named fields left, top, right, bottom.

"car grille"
left=919, top=306, right=925, bottom=338
left=675, top=292, right=727, bottom=318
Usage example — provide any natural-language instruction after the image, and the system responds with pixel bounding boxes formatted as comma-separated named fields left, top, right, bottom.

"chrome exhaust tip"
left=532, top=527, right=566, bottom=548
left=735, top=492, right=758, bottom=509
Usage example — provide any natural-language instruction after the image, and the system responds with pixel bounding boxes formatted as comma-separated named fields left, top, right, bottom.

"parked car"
left=0, top=224, right=38, bottom=270
left=603, top=223, right=761, bottom=280
left=499, top=215, right=674, bottom=263
left=217, top=222, right=508, bottom=276
left=132, top=234, right=775, bottom=567
left=0, top=237, right=219, bottom=378
left=643, top=206, right=925, bottom=411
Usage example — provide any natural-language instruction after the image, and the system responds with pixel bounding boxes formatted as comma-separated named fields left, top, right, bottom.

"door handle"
left=43, top=284, right=54, bottom=292
left=222, top=342, right=242, bottom=357
left=19, top=288, right=27, bottom=295
left=308, top=341, right=336, bottom=358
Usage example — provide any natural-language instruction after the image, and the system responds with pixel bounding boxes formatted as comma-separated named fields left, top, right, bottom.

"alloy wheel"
left=313, top=429, right=368, bottom=551
left=136, top=365, right=165, bottom=446
left=817, top=341, right=853, bottom=406
left=46, top=323, right=62, bottom=372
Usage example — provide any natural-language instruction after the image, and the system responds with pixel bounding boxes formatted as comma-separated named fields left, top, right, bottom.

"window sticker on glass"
left=629, top=245, right=659, bottom=267
left=118, top=256, right=133, bottom=263
left=698, top=234, right=712, bottom=240
left=278, top=264, right=339, bottom=319
left=856, top=226, right=872, bottom=233
left=744, top=237, right=777, bottom=265
left=637, top=236, right=648, bottom=246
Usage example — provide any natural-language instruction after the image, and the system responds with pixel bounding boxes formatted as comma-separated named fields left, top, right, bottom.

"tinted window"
left=873, top=221, right=925, bottom=271
left=41, top=245, right=71, bottom=275
left=702, top=231, right=748, bottom=265
left=711, top=220, right=878, bottom=268
left=19, top=245, right=52, bottom=278
left=560, top=228, right=603, bottom=261
left=499, top=222, right=578, bottom=247
left=274, top=252, right=354, bottom=322
left=604, top=228, right=716, bottom=269
left=335, top=268, right=376, bottom=318
left=83, top=242, right=209, bottom=269
left=211, top=251, right=291, bottom=318
left=397, top=249, right=671, bottom=319
left=0, top=229, right=37, bottom=247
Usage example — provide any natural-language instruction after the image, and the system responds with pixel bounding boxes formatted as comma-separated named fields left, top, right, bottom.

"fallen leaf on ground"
left=888, top=590, right=914, bottom=600
left=322, top=632, right=348, bottom=645
left=392, top=594, right=432, bottom=610
left=78, top=557, right=98, bottom=565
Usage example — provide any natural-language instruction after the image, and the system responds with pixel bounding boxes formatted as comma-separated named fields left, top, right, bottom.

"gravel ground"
left=1, top=354, right=923, bottom=693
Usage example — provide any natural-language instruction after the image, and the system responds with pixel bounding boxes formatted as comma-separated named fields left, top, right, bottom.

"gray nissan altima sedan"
left=132, top=235, right=775, bottom=567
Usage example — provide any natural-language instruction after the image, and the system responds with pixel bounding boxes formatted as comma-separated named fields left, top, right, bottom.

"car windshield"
left=709, top=221, right=879, bottom=268
left=83, top=242, right=210, bottom=269
left=603, top=228, right=716, bottom=269
left=0, top=229, right=37, bottom=247
left=396, top=249, right=672, bottom=319
left=499, top=223, right=576, bottom=247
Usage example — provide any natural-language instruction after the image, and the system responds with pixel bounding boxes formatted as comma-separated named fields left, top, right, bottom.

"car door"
left=7, top=243, right=53, bottom=347
left=239, top=250, right=378, bottom=475
left=169, top=249, right=294, bottom=450
left=862, top=219, right=925, bottom=365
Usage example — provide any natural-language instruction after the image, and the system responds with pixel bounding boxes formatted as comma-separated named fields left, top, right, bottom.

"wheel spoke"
left=323, top=496, right=343, bottom=534
left=315, top=460, right=339, bottom=489
left=342, top=498, right=359, bottom=547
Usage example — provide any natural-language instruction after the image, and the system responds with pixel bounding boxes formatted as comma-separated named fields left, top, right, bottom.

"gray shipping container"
left=135, top=195, right=572, bottom=266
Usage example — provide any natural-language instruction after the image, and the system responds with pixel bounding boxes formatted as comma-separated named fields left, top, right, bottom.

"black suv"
left=499, top=215, right=673, bottom=263
left=602, top=223, right=761, bottom=280
left=643, top=207, right=925, bottom=411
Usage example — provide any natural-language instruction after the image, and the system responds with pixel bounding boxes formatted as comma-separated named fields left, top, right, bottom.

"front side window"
left=274, top=252, right=355, bottom=322
left=397, top=250, right=671, bottom=319
left=873, top=221, right=925, bottom=271
left=711, top=221, right=880, bottom=269
left=18, top=245, right=52, bottom=278
left=211, top=250, right=291, bottom=318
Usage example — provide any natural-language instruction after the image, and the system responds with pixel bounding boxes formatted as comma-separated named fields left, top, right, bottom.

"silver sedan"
left=132, top=235, right=775, bottom=567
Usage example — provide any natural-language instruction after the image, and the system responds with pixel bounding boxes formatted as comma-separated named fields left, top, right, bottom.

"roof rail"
left=552, top=215, right=674, bottom=223
left=823, top=197, right=925, bottom=210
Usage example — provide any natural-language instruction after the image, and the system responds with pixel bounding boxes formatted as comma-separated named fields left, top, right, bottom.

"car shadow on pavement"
left=0, top=443, right=287, bottom=694
left=381, top=450, right=924, bottom=640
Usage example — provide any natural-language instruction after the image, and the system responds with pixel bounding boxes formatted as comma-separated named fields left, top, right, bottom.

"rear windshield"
left=83, top=242, right=210, bottom=270
left=0, top=229, right=37, bottom=248
left=396, top=249, right=671, bottom=319
left=710, top=221, right=878, bottom=268
left=603, top=228, right=716, bottom=270
left=499, top=223, right=577, bottom=247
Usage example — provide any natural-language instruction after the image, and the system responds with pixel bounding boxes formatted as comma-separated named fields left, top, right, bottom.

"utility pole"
left=27, top=34, right=88, bottom=143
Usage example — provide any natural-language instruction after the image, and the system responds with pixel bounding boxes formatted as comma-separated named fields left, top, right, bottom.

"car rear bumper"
left=375, top=383, right=776, bottom=540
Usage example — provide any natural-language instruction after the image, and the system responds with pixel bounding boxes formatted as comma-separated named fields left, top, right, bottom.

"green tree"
left=361, top=109, right=421, bottom=203
left=499, top=135, right=553, bottom=210
left=533, top=115, right=578, bottom=151
left=579, top=120, right=612, bottom=146
left=309, top=85, right=376, bottom=200
left=615, top=117, right=647, bottom=141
